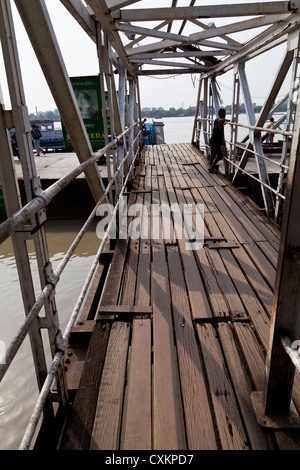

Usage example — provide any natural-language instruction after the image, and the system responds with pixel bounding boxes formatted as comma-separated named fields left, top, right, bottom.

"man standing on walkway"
left=208, top=108, right=229, bottom=173
left=31, top=124, right=45, bottom=156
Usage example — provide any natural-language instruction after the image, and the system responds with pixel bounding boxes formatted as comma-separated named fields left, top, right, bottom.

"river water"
left=0, top=220, right=100, bottom=450
left=0, top=113, right=280, bottom=449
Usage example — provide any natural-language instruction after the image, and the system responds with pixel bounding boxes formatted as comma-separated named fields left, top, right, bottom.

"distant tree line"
left=29, top=109, right=60, bottom=121
left=29, top=99, right=288, bottom=123
left=224, top=100, right=288, bottom=115
left=141, top=106, right=197, bottom=119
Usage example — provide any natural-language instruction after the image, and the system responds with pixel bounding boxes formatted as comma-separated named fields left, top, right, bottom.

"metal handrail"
left=0, top=123, right=140, bottom=382
left=199, top=137, right=286, bottom=200
left=19, top=128, right=141, bottom=451
left=197, top=116, right=294, bottom=137
left=195, top=116, right=290, bottom=201
left=200, top=128, right=290, bottom=170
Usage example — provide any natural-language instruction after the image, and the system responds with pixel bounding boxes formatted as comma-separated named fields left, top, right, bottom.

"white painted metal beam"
left=238, top=62, right=275, bottom=215
left=137, top=68, right=203, bottom=75
left=133, top=58, right=210, bottom=70
left=126, top=37, right=238, bottom=57
left=120, top=15, right=280, bottom=51
left=59, top=0, right=97, bottom=42
left=106, top=0, right=141, bottom=12
left=124, top=20, right=170, bottom=49
left=189, top=18, right=241, bottom=47
left=112, top=2, right=300, bottom=22
left=133, top=51, right=230, bottom=59
left=125, top=15, right=283, bottom=57
left=116, top=22, right=190, bottom=42
left=178, top=0, right=196, bottom=35
left=232, top=48, right=294, bottom=183
left=167, top=0, right=178, bottom=34
left=205, top=12, right=300, bottom=77
left=189, top=15, right=286, bottom=43
left=86, top=0, right=136, bottom=76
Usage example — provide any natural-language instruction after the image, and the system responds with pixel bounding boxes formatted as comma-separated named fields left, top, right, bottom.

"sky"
left=0, top=0, right=293, bottom=114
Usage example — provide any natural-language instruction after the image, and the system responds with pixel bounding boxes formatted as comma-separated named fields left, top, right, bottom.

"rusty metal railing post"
left=251, top=80, right=300, bottom=428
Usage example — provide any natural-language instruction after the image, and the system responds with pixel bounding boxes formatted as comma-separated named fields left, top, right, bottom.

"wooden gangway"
left=57, top=143, right=300, bottom=451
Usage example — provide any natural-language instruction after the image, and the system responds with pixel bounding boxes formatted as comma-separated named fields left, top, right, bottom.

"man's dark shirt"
left=209, top=118, right=225, bottom=146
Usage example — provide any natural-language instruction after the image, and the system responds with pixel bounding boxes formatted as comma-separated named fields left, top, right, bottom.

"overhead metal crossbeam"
left=111, top=2, right=300, bottom=21
left=60, top=0, right=300, bottom=77
left=123, top=14, right=288, bottom=59
left=85, top=0, right=137, bottom=76
left=60, top=0, right=97, bottom=42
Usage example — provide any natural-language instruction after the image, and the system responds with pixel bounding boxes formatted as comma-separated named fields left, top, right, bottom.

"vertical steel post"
left=230, top=67, right=240, bottom=175
left=97, top=23, right=113, bottom=204
left=261, top=80, right=300, bottom=416
left=202, top=78, right=209, bottom=158
left=117, top=61, right=127, bottom=182
left=238, top=62, right=275, bottom=216
left=136, top=77, right=143, bottom=146
left=275, top=32, right=300, bottom=220
left=128, top=78, right=135, bottom=177
left=192, top=76, right=202, bottom=145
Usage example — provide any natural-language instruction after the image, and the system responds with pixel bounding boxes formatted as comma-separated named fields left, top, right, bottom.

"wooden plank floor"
left=60, top=143, right=300, bottom=451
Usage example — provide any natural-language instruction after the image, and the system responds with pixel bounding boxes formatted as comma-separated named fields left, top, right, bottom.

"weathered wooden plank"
left=197, top=187, right=238, bottom=242
left=152, top=241, right=185, bottom=449
left=61, top=320, right=111, bottom=450
left=76, top=264, right=105, bottom=323
left=98, top=305, right=152, bottom=315
left=61, top=238, right=129, bottom=450
left=243, top=242, right=276, bottom=289
left=90, top=179, right=144, bottom=450
left=214, top=185, right=267, bottom=242
left=195, top=246, right=229, bottom=318
left=220, top=249, right=270, bottom=347
left=223, top=184, right=280, bottom=247
left=190, top=163, right=215, bottom=187
left=135, top=193, right=151, bottom=306
left=145, top=165, right=152, bottom=190
left=232, top=245, right=274, bottom=316
left=158, top=174, right=176, bottom=245
left=206, top=186, right=254, bottom=244
left=205, top=248, right=247, bottom=321
left=151, top=165, right=159, bottom=190
left=168, top=185, right=213, bottom=320
left=233, top=322, right=266, bottom=391
left=207, top=241, right=240, bottom=249
left=167, top=245, right=218, bottom=449
left=170, top=162, right=187, bottom=189
left=90, top=322, right=130, bottom=450
left=191, top=187, right=223, bottom=239
left=122, top=319, right=152, bottom=450
left=185, top=164, right=204, bottom=188
left=256, top=240, right=278, bottom=269
left=197, top=323, right=249, bottom=450
left=218, top=322, right=273, bottom=450
left=61, top=177, right=141, bottom=450
left=119, top=238, right=140, bottom=303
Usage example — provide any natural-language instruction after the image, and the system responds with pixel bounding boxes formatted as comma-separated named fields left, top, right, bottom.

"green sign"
left=62, top=75, right=105, bottom=150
